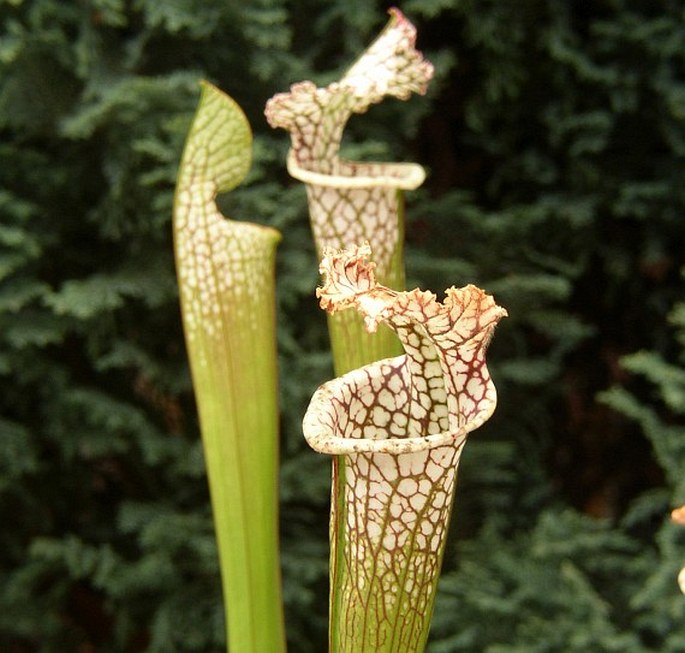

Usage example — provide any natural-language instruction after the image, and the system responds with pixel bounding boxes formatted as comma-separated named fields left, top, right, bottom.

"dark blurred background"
left=1, top=1, right=685, bottom=651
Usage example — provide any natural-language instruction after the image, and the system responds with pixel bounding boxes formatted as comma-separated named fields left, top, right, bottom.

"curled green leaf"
left=266, top=8, right=434, bottom=373
left=303, top=245, right=507, bottom=653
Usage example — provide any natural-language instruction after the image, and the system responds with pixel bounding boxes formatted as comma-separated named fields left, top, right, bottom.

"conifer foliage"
left=1, top=1, right=684, bottom=651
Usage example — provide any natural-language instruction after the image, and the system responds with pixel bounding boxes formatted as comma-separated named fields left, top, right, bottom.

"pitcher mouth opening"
left=302, top=358, right=497, bottom=456
left=286, top=149, right=426, bottom=190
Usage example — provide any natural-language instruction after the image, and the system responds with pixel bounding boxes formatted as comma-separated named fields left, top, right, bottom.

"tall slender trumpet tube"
left=266, top=8, right=433, bottom=374
left=174, top=82, right=286, bottom=653
left=303, top=246, right=507, bottom=652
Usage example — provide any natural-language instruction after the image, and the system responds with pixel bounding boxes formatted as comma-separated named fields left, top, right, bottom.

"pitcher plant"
left=173, top=8, right=506, bottom=653
left=173, top=82, right=286, bottom=653
left=266, top=7, right=434, bottom=374
left=303, top=245, right=507, bottom=652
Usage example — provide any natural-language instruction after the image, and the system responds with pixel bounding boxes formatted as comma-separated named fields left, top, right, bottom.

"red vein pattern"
left=303, top=245, right=507, bottom=652
left=265, top=9, right=434, bottom=374
left=264, top=8, right=431, bottom=278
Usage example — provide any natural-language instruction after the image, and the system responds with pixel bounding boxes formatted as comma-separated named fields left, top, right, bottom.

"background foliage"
left=1, top=0, right=684, bottom=651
